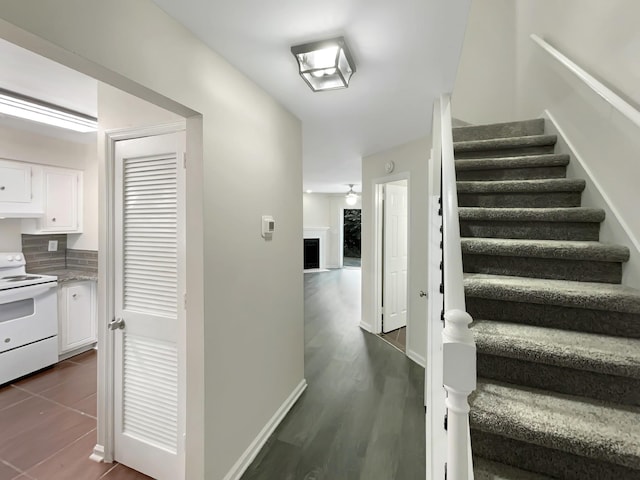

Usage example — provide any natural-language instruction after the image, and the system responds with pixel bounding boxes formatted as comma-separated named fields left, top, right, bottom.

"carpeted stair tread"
left=472, top=320, right=640, bottom=379
left=454, top=134, right=557, bottom=154
left=458, top=207, right=605, bottom=223
left=461, top=238, right=629, bottom=262
left=457, top=178, right=585, bottom=194
left=453, top=119, right=545, bottom=142
left=470, top=379, right=640, bottom=470
left=456, top=154, right=569, bottom=171
left=473, top=458, right=555, bottom=480
left=464, top=273, right=640, bottom=314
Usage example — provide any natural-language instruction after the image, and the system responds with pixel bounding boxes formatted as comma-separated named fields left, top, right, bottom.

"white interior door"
left=113, top=131, right=185, bottom=480
left=382, top=182, right=408, bottom=333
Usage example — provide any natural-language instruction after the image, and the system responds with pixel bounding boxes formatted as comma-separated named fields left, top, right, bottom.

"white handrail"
left=426, top=94, right=476, bottom=480
left=530, top=34, right=640, bottom=129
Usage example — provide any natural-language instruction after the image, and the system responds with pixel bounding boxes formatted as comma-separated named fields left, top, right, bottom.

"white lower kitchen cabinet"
left=58, top=280, right=97, bottom=357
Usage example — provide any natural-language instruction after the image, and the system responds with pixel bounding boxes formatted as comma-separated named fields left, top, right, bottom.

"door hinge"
left=444, top=412, right=448, bottom=431
left=183, top=152, right=187, bottom=169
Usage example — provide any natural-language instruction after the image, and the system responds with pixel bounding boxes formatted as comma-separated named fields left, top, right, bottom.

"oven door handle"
left=0, top=282, right=57, bottom=304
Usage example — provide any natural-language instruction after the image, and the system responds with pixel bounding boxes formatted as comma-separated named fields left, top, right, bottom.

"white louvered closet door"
left=114, top=132, right=185, bottom=480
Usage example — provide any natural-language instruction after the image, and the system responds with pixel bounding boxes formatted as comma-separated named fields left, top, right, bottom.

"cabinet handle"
left=72, top=293, right=77, bottom=299
left=52, top=217, right=56, bottom=222
left=0, top=186, right=5, bottom=190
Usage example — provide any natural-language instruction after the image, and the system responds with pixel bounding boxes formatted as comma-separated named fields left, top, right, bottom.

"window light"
left=0, top=88, right=97, bottom=133
left=291, top=37, right=356, bottom=92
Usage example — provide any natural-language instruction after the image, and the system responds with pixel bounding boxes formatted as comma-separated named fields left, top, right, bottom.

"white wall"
left=0, top=218, right=21, bottom=251
left=452, top=0, right=517, bottom=124
left=514, top=0, right=640, bottom=286
left=362, top=136, right=430, bottom=366
left=452, top=0, right=640, bottom=287
left=0, top=3, right=303, bottom=480
left=0, top=123, right=98, bottom=250
left=303, top=193, right=331, bottom=228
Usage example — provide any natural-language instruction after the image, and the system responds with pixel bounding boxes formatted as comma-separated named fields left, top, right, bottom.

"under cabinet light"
left=0, top=88, right=97, bottom=133
left=291, top=37, right=356, bottom=92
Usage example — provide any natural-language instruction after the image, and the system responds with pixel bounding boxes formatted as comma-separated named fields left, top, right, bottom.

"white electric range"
left=0, top=252, right=58, bottom=385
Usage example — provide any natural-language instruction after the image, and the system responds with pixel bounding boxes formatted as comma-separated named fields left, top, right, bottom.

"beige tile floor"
left=0, top=350, right=151, bottom=480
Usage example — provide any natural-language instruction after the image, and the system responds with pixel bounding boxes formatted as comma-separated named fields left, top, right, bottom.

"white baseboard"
left=90, top=444, right=106, bottom=463
left=359, top=321, right=373, bottom=333
left=407, top=349, right=426, bottom=368
left=222, top=379, right=307, bottom=480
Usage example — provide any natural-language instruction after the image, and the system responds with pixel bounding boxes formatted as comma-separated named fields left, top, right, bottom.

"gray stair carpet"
left=452, top=119, right=640, bottom=479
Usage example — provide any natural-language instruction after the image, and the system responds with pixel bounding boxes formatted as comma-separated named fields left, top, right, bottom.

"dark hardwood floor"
left=242, top=268, right=425, bottom=480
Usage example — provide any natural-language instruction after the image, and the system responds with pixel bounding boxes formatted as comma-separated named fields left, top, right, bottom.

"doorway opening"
left=0, top=33, right=201, bottom=480
left=374, top=177, right=409, bottom=353
left=343, top=208, right=361, bottom=268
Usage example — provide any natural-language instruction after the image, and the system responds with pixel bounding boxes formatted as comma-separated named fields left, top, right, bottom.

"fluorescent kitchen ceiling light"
left=291, top=37, right=355, bottom=92
left=0, top=88, right=97, bottom=132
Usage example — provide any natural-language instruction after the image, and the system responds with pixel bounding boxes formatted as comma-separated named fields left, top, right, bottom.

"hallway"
left=242, top=269, right=425, bottom=479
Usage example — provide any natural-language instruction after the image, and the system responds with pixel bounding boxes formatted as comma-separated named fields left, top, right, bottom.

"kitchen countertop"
left=33, top=269, right=98, bottom=284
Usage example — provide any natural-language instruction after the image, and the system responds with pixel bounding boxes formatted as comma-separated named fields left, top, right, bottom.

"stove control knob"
left=14, top=255, right=22, bottom=261
left=6, top=255, right=13, bottom=261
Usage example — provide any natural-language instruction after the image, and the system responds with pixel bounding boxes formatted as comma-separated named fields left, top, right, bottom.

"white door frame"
left=371, top=172, right=411, bottom=340
left=93, top=121, right=186, bottom=464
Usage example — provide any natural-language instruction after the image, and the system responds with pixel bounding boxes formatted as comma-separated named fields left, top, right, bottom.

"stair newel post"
left=443, top=309, right=476, bottom=480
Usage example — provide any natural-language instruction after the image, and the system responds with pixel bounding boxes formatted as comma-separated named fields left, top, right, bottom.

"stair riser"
left=453, top=119, right=545, bottom=142
left=466, top=297, right=640, bottom=338
left=456, top=166, right=566, bottom=181
left=460, top=220, right=601, bottom=241
left=458, top=192, right=582, bottom=208
left=477, top=354, right=640, bottom=406
left=463, top=254, right=622, bottom=284
left=471, top=431, right=640, bottom=480
left=455, top=145, right=555, bottom=159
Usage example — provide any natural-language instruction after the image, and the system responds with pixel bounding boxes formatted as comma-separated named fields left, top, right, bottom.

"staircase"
left=452, top=119, right=640, bottom=479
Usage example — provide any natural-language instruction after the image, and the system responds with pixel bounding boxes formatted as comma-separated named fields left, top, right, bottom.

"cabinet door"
left=44, top=170, right=78, bottom=231
left=0, top=161, right=31, bottom=203
left=60, top=281, right=96, bottom=353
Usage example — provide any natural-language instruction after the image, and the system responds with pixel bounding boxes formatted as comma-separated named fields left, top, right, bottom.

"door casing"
left=94, top=121, right=186, bottom=466
left=371, top=173, right=411, bottom=342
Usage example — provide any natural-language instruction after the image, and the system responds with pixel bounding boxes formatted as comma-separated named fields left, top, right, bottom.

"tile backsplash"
left=21, top=234, right=97, bottom=274
left=22, top=234, right=67, bottom=273
left=66, top=249, right=98, bottom=272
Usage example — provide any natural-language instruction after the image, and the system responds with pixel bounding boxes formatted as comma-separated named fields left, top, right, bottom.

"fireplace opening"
left=304, top=238, right=320, bottom=269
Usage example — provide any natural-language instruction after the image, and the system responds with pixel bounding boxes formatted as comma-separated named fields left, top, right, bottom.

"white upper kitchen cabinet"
left=22, top=165, right=83, bottom=234
left=0, top=159, right=43, bottom=217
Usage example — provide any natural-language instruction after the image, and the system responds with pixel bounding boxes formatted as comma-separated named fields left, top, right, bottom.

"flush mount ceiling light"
left=345, top=184, right=358, bottom=206
left=291, top=37, right=356, bottom=92
left=0, top=88, right=97, bottom=133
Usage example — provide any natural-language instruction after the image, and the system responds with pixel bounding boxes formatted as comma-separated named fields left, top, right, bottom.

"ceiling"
left=0, top=1, right=470, bottom=193
left=151, top=0, right=471, bottom=193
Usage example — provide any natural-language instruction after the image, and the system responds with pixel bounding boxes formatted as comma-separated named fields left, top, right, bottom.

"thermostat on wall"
left=262, top=215, right=275, bottom=238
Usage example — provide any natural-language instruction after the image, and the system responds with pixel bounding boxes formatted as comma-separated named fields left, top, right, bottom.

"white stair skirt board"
left=222, top=379, right=308, bottom=480
left=543, top=110, right=640, bottom=287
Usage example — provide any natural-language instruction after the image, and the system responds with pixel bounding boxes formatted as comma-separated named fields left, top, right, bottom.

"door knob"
left=419, top=290, right=427, bottom=298
left=108, top=317, right=125, bottom=330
